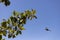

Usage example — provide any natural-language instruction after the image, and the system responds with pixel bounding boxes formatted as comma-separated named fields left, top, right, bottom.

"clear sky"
left=0, top=0, right=60, bottom=40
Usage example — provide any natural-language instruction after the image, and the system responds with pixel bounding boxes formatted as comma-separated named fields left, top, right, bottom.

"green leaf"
left=1, top=21, right=7, bottom=29
left=32, top=9, right=36, bottom=14
left=0, top=35, right=2, bottom=40
left=8, top=34, right=12, bottom=38
left=16, top=31, right=19, bottom=35
left=3, top=30, right=7, bottom=36
left=33, top=15, right=37, bottom=19
left=7, top=19, right=11, bottom=24
left=0, top=0, right=5, bottom=2
left=0, top=30, right=3, bottom=35
left=15, top=26, right=17, bottom=31
left=19, top=31, right=22, bottom=34
left=7, top=26, right=11, bottom=29
left=13, top=11, right=19, bottom=17
left=1, top=22, right=7, bottom=27
left=25, top=10, right=31, bottom=15
left=16, top=30, right=22, bottom=35
left=19, top=26, right=25, bottom=30
left=10, top=16, right=17, bottom=23
left=12, top=34, right=16, bottom=38
left=4, top=0, right=10, bottom=6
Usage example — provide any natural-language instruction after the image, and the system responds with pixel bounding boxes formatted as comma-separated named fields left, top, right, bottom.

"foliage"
left=0, top=10, right=37, bottom=40
left=0, top=0, right=10, bottom=6
left=0, top=0, right=37, bottom=40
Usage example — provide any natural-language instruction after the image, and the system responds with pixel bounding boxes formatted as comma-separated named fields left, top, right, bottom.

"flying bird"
left=45, top=27, right=51, bottom=31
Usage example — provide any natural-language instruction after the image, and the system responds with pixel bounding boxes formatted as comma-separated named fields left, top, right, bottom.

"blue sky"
left=0, top=0, right=60, bottom=40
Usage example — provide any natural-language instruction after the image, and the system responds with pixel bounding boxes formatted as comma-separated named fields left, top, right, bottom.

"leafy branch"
left=0, top=9, right=37, bottom=40
left=0, top=0, right=37, bottom=40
